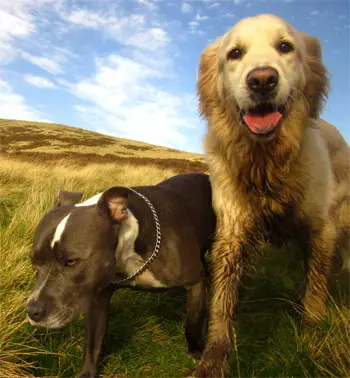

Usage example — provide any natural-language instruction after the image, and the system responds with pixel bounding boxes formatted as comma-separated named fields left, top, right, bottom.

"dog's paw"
left=184, top=368, right=196, bottom=378
left=184, top=362, right=225, bottom=378
left=189, top=350, right=203, bottom=362
left=300, top=314, right=325, bottom=334
left=188, top=345, right=204, bottom=361
left=300, top=309, right=325, bottom=332
left=76, top=370, right=96, bottom=378
left=299, top=317, right=313, bottom=333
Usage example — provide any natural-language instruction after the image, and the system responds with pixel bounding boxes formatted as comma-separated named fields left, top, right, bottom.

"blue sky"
left=0, top=0, right=348, bottom=152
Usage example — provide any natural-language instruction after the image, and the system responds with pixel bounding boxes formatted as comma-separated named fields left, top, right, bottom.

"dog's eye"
left=277, top=41, right=294, bottom=54
left=227, top=48, right=242, bottom=60
left=65, top=259, right=79, bottom=267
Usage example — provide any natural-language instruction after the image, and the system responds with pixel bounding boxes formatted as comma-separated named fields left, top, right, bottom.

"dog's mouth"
left=239, top=103, right=286, bottom=136
left=27, top=308, right=79, bottom=329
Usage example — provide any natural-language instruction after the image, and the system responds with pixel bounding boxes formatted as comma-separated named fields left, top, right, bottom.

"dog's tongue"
left=243, top=111, right=282, bottom=134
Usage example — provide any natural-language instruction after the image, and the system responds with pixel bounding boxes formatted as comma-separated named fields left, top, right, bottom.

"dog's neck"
left=78, top=191, right=165, bottom=287
left=76, top=191, right=146, bottom=276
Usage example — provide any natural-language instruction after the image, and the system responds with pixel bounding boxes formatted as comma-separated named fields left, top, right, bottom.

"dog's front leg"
left=302, top=219, right=336, bottom=325
left=185, top=278, right=207, bottom=358
left=186, top=227, right=250, bottom=378
left=78, top=287, right=114, bottom=378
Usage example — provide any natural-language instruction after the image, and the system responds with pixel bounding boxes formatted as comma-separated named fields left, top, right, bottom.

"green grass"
left=1, top=156, right=349, bottom=378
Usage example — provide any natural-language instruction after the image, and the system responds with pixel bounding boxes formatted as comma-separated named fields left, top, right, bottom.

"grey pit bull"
left=27, top=172, right=216, bottom=377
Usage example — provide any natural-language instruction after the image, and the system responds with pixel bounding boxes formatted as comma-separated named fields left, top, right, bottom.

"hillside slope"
left=0, top=118, right=207, bottom=173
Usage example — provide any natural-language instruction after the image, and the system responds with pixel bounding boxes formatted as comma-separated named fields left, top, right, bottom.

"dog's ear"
left=301, top=32, right=329, bottom=118
left=55, top=190, right=83, bottom=208
left=97, top=187, right=129, bottom=223
left=197, top=36, right=224, bottom=118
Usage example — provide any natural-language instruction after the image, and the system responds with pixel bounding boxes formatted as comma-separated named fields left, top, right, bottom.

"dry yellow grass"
left=300, top=297, right=350, bottom=377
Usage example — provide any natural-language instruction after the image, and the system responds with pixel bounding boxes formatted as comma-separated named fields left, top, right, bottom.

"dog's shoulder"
left=297, top=120, right=335, bottom=215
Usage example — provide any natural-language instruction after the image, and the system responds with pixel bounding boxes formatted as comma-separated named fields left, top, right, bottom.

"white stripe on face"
left=75, top=193, right=102, bottom=207
left=27, top=268, right=51, bottom=304
left=50, top=213, right=71, bottom=249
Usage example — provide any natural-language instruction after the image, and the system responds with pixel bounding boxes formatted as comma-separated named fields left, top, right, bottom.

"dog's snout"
left=246, top=67, right=279, bottom=95
left=27, top=299, right=46, bottom=322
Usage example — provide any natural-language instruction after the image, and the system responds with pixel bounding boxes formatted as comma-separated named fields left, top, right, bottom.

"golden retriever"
left=188, top=14, right=350, bottom=377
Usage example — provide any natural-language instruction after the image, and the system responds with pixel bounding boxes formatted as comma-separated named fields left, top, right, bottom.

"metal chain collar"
left=112, top=187, right=161, bottom=285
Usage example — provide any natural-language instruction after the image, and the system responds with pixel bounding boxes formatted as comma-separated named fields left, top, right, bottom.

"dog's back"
left=319, top=120, right=350, bottom=270
left=156, top=172, right=216, bottom=251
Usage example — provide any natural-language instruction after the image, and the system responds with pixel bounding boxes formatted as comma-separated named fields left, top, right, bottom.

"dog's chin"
left=238, top=102, right=287, bottom=142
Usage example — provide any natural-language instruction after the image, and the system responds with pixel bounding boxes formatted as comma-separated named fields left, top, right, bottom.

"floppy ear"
left=97, top=187, right=129, bottom=223
left=197, top=36, right=224, bottom=118
left=301, top=32, right=329, bottom=118
left=55, top=190, right=83, bottom=208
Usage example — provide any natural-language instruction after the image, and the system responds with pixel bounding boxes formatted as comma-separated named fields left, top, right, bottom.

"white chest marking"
left=115, top=209, right=167, bottom=288
left=51, top=213, right=71, bottom=249
left=75, top=193, right=102, bottom=207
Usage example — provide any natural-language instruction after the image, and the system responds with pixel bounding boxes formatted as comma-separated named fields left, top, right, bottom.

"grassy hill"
left=0, top=118, right=207, bottom=173
left=0, top=118, right=349, bottom=378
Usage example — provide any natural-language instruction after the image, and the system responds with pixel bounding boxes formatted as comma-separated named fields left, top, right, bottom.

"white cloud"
left=221, top=13, right=235, bottom=19
left=208, top=3, right=220, bottom=9
left=64, top=9, right=104, bottom=28
left=136, top=0, right=158, bottom=11
left=0, top=9, right=35, bottom=42
left=310, top=10, right=319, bottom=16
left=61, top=9, right=170, bottom=52
left=195, top=14, right=210, bottom=21
left=0, top=8, right=34, bottom=64
left=0, top=41, right=17, bottom=64
left=24, top=75, right=57, bottom=88
left=0, top=0, right=62, bottom=65
left=125, top=28, right=169, bottom=51
left=189, top=20, right=199, bottom=32
left=188, top=17, right=206, bottom=36
left=21, top=51, right=63, bottom=74
left=181, top=2, right=193, bottom=13
left=0, top=79, right=50, bottom=122
left=66, top=54, right=197, bottom=149
left=232, top=0, right=252, bottom=5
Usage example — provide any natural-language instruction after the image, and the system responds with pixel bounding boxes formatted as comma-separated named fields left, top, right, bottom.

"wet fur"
left=189, top=14, right=350, bottom=377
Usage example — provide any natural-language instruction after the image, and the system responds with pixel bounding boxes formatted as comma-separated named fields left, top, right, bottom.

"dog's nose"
left=27, top=299, right=46, bottom=322
left=246, top=67, right=279, bottom=95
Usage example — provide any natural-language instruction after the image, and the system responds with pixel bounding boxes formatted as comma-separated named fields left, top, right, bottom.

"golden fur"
left=188, top=14, right=350, bottom=377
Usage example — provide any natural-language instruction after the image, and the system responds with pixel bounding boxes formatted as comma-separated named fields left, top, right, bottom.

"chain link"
left=112, top=187, right=161, bottom=285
